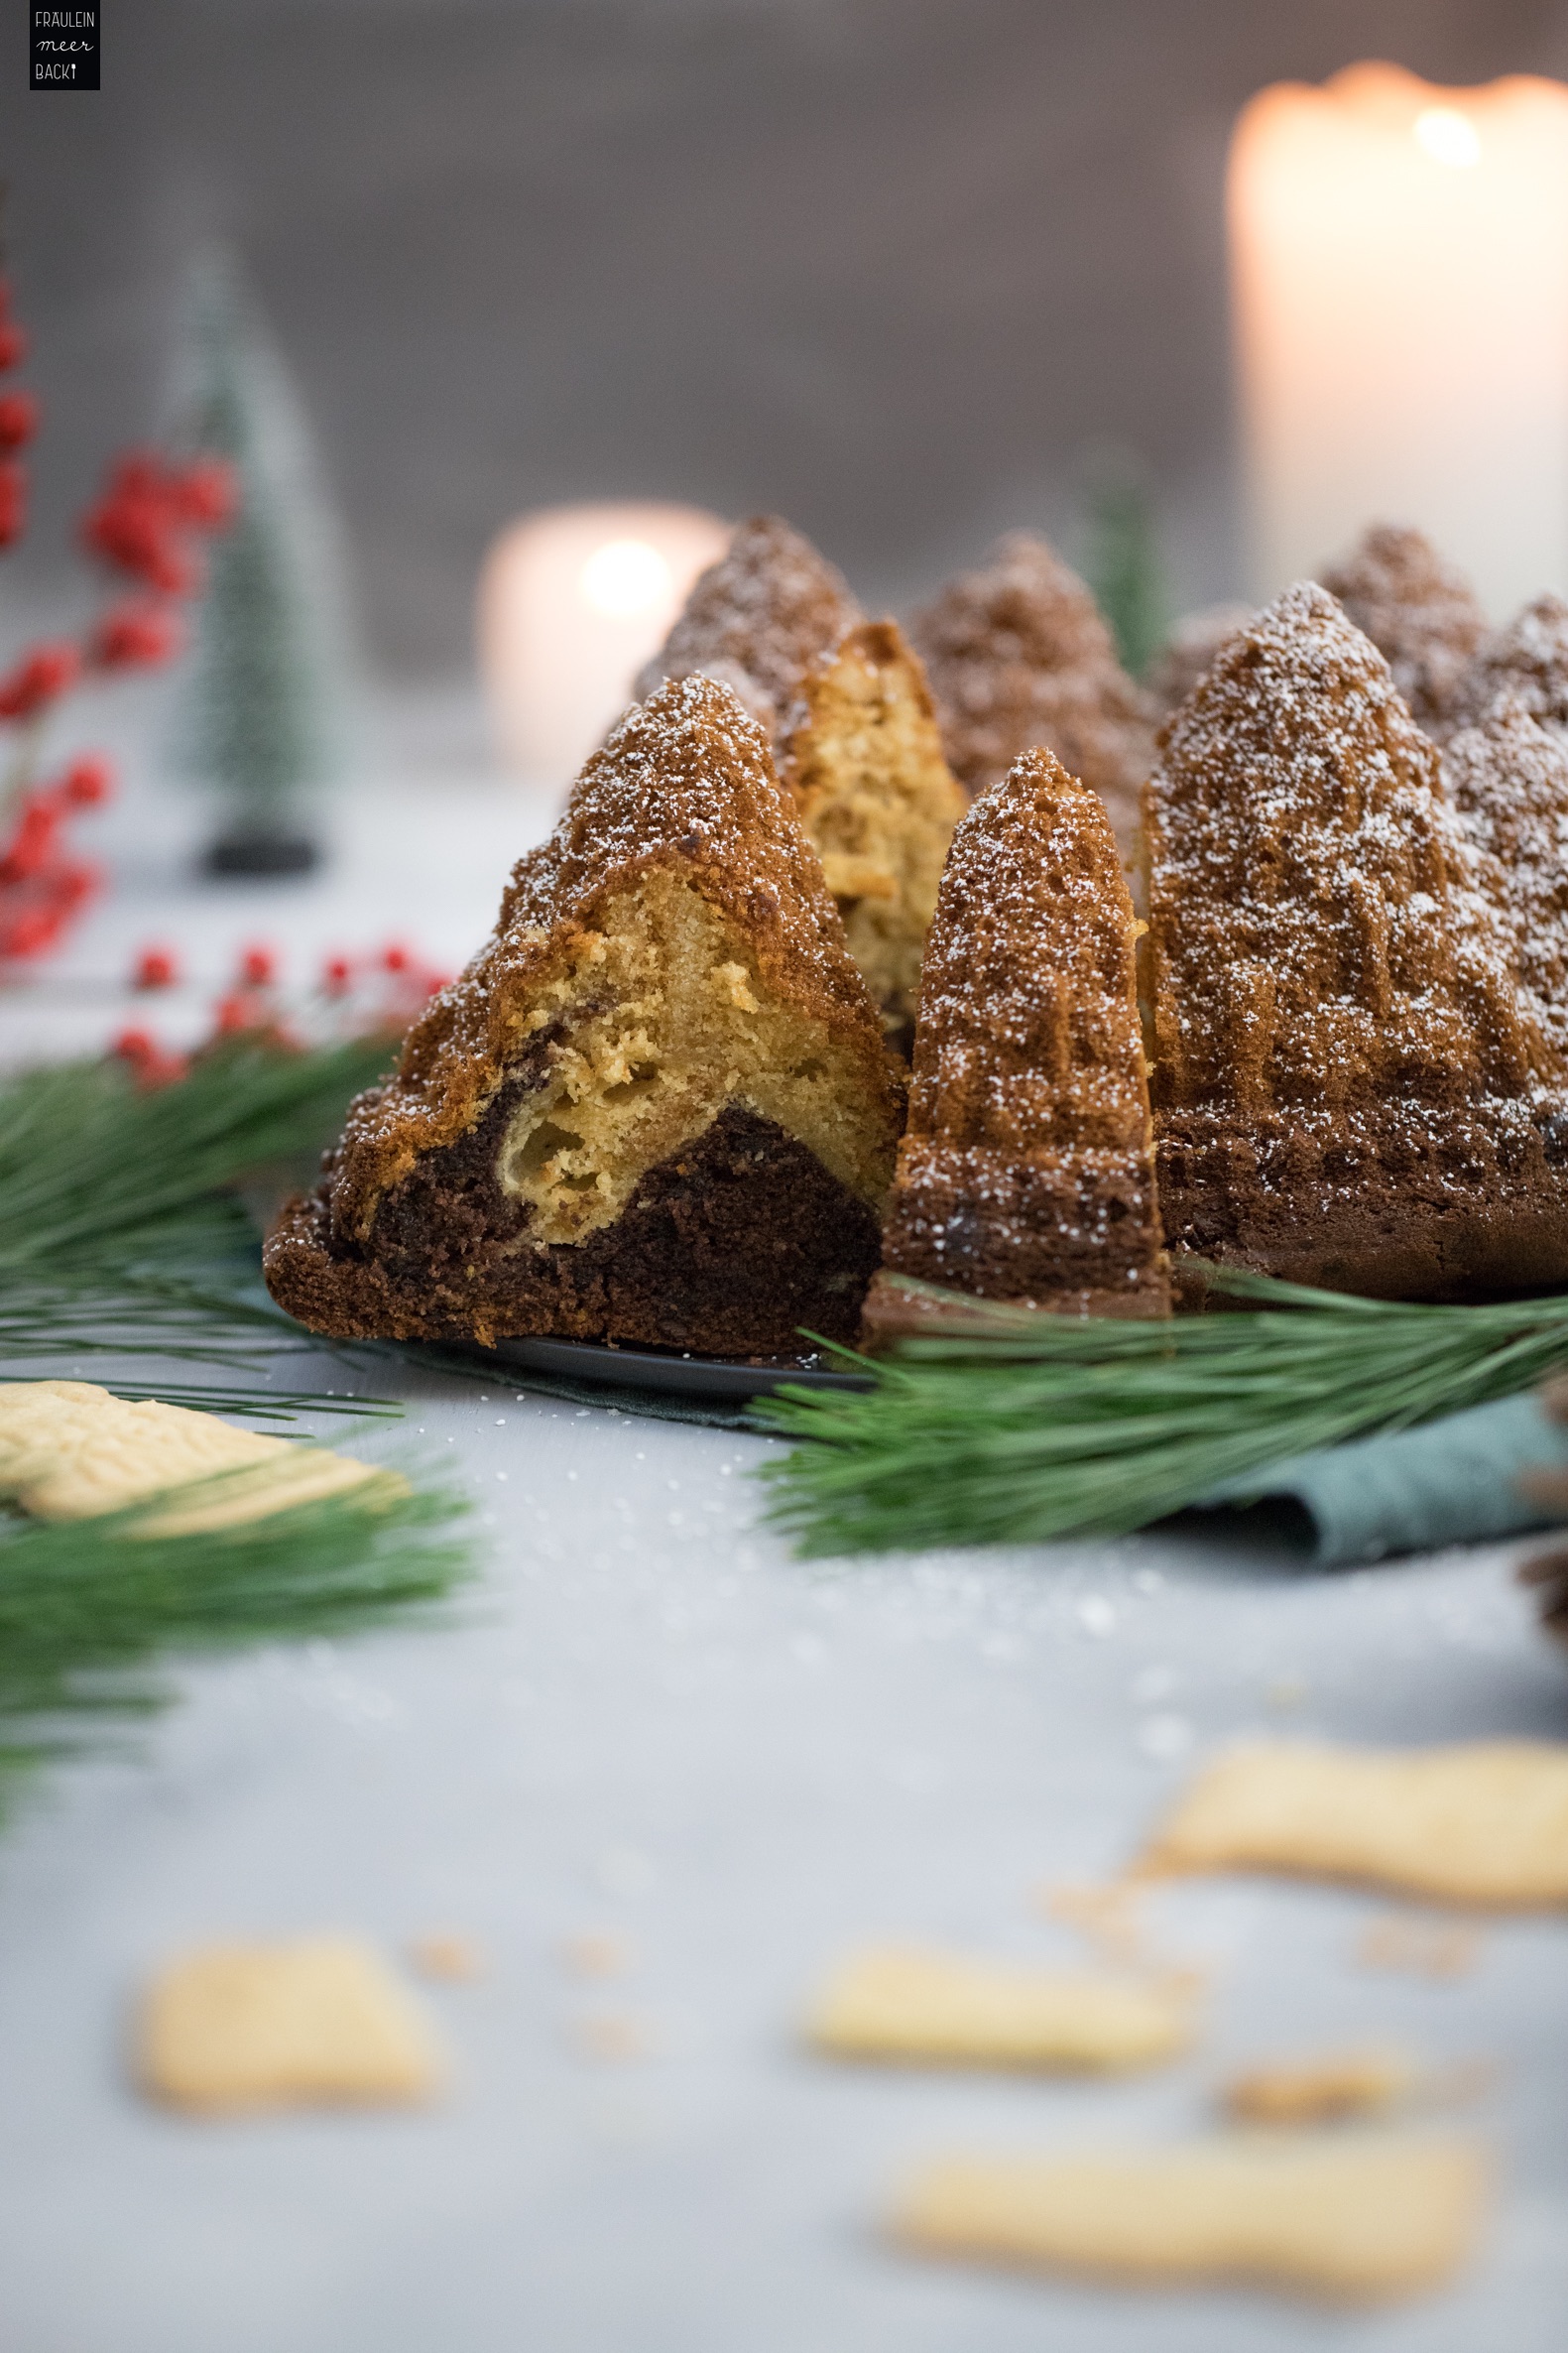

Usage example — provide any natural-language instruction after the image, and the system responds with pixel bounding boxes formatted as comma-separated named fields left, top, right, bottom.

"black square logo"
left=32, top=3, right=99, bottom=88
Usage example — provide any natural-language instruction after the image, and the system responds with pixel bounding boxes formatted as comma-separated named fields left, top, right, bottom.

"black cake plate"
left=437, top=1332, right=876, bottom=1404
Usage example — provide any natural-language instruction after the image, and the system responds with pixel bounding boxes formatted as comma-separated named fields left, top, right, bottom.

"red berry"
left=212, top=993, right=252, bottom=1035
left=0, top=798, right=63, bottom=882
left=239, top=942, right=277, bottom=987
left=0, top=905, right=60, bottom=959
left=133, top=944, right=180, bottom=990
left=55, top=861, right=100, bottom=909
left=175, top=457, right=238, bottom=530
left=0, top=459, right=23, bottom=548
left=0, top=321, right=29, bottom=372
left=62, top=756, right=113, bottom=806
left=0, top=393, right=39, bottom=451
left=0, top=642, right=81, bottom=719
left=113, top=1027, right=157, bottom=1061
left=89, top=602, right=183, bottom=671
left=321, top=953, right=353, bottom=994
left=382, top=941, right=411, bottom=972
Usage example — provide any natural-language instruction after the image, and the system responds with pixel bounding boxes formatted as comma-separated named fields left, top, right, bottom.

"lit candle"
left=1230, top=63, right=1568, bottom=615
left=476, top=501, right=730, bottom=783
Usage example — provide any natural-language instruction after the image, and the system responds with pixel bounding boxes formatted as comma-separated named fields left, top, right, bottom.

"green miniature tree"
left=1083, top=453, right=1171, bottom=682
left=174, top=251, right=355, bottom=874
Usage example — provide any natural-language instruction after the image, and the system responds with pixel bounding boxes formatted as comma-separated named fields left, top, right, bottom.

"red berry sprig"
left=0, top=261, right=236, bottom=966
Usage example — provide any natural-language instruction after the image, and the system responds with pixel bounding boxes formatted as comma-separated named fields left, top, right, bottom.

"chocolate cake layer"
left=1157, top=1100, right=1568, bottom=1301
left=879, top=1142, right=1163, bottom=1303
left=266, top=1102, right=883, bottom=1355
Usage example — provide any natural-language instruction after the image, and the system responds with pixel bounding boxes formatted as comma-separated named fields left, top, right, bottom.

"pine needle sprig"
left=0, top=1039, right=400, bottom=1417
left=757, top=1268, right=1568, bottom=1556
left=0, top=1036, right=392, bottom=1274
left=0, top=1472, right=475, bottom=1815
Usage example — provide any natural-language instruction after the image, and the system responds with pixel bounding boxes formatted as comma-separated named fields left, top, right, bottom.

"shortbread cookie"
left=136, top=1936, right=446, bottom=2113
left=805, top=1945, right=1194, bottom=2071
left=1221, top=2047, right=1416, bottom=2126
left=891, top=2136, right=1489, bottom=2304
left=0, top=1379, right=387, bottom=1532
left=1143, top=1741, right=1568, bottom=1909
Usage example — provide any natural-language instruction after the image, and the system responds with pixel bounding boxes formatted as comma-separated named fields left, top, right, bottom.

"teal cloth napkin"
left=1200, top=1393, right=1568, bottom=1567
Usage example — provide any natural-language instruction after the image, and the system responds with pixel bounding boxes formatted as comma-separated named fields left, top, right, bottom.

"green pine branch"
left=757, top=1268, right=1568, bottom=1556
left=0, top=1036, right=395, bottom=1415
left=0, top=1474, right=473, bottom=1816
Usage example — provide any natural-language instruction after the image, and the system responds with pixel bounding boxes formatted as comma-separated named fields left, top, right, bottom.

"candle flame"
left=579, top=538, right=673, bottom=619
left=1414, top=106, right=1482, bottom=169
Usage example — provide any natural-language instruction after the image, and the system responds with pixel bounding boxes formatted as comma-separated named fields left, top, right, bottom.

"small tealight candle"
left=477, top=501, right=730, bottom=785
left=1230, top=62, right=1568, bottom=613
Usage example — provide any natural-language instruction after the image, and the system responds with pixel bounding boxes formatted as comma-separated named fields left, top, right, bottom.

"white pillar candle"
left=1230, top=62, right=1568, bottom=616
left=477, top=501, right=730, bottom=784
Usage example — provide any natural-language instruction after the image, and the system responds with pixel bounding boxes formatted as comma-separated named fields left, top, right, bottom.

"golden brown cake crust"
left=1448, top=591, right=1568, bottom=738
left=632, top=514, right=861, bottom=747
left=908, top=532, right=1156, bottom=851
left=781, top=619, right=966, bottom=1041
left=264, top=676, right=905, bottom=1354
left=1443, top=690, right=1568, bottom=1060
left=1147, top=581, right=1568, bottom=1299
left=1318, top=523, right=1486, bottom=737
left=873, top=748, right=1168, bottom=1320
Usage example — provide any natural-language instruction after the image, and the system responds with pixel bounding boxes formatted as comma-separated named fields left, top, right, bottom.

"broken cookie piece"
left=0, top=1380, right=389, bottom=1533
left=805, top=1944, right=1194, bottom=2072
left=136, top=1936, right=446, bottom=2114
left=1143, top=1739, right=1568, bottom=1909
left=891, top=2136, right=1490, bottom=2304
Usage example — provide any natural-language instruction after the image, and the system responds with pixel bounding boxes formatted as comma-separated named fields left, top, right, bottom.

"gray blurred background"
left=4, top=0, right=1568, bottom=676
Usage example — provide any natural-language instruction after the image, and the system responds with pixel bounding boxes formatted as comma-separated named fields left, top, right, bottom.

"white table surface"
left=1, top=694, right=1565, bottom=2353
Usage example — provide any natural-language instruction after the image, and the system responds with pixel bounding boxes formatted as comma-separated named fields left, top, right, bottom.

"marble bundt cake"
left=908, top=531, right=1156, bottom=855
left=1317, top=523, right=1486, bottom=738
left=866, top=747, right=1169, bottom=1333
left=1147, top=582, right=1568, bottom=1300
left=1446, top=591, right=1568, bottom=739
left=1442, top=690, right=1568, bottom=1060
left=633, top=513, right=861, bottom=754
left=780, top=619, right=967, bottom=1046
left=265, top=677, right=905, bottom=1355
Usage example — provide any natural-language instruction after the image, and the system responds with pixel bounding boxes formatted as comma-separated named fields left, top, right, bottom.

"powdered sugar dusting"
left=326, top=675, right=896, bottom=1229
left=1318, top=523, right=1485, bottom=737
left=880, top=748, right=1163, bottom=1301
left=908, top=531, right=1156, bottom=849
left=632, top=515, right=861, bottom=747
left=1148, top=580, right=1549, bottom=1119
left=1448, top=592, right=1568, bottom=737
left=1443, top=689, right=1568, bottom=1056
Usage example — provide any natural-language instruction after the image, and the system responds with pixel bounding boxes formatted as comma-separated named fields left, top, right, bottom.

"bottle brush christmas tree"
left=174, top=252, right=357, bottom=876
left=1082, top=450, right=1170, bottom=681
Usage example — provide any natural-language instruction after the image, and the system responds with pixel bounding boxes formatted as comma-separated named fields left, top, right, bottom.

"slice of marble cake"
left=265, top=677, right=905, bottom=1355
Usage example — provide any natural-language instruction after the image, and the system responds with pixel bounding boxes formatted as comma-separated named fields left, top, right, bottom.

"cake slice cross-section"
left=265, top=677, right=905, bottom=1356
left=1148, top=582, right=1568, bottom=1300
left=865, top=747, right=1169, bottom=1333
left=781, top=619, right=967, bottom=1046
